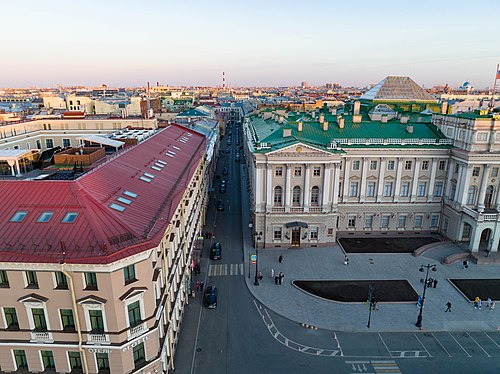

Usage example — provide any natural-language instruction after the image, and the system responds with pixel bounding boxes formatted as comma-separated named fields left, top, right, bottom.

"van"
left=203, top=286, right=217, bottom=308
left=210, top=242, right=222, bottom=260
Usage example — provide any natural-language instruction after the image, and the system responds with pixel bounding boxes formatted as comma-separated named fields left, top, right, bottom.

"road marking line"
left=371, top=360, right=397, bottom=363
left=466, top=332, right=491, bottom=357
left=449, top=333, right=472, bottom=357
left=377, top=334, right=393, bottom=357
left=484, top=332, right=500, bottom=350
left=240, top=263, right=244, bottom=274
left=346, top=361, right=371, bottom=364
left=413, top=333, right=432, bottom=357
left=431, top=333, right=452, bottom=357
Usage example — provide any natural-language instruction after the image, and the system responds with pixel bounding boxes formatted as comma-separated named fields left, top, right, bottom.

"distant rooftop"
left=360, top=76, right=436, bottom=102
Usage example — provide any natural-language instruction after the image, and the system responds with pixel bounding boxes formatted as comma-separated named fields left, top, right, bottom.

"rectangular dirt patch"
left=339, top=237, right=439, bottom=254
left=449, top=279, right=500, bottom=301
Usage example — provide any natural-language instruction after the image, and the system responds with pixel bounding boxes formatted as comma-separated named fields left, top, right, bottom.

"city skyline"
left=1, top=0, right=499, bottom=88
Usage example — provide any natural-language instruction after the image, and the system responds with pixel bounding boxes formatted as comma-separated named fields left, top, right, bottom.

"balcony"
left=31, top=331, right=52, bottom=342
left=271, top=207, right=285, bottom=213
left=128, top=322, right=146, bottom=340
left=309, top=207, right=322, bottom=213
left=290, top=207, right=304, bottom=213
left=88, top=333, right=109, bottom=344
left=462, top=206, right=499, bottom=222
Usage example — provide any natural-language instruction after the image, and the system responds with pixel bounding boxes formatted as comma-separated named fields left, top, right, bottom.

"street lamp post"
left=415, top=264, right=437, bottom=329
left=254, top=232, right=262, bottom=286
left=367, top=284, right=374, bottom=328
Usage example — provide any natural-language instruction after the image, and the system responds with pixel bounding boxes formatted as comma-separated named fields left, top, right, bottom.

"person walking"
left=371, top=297, right=378, bottom=311
left=491, top=301, right=496, bottom=311
left=433, top=279, right=438, bottom=288
left=278, top=272, right=284, bottom=285
left=278, top=254, right=283, bottom=263
left=271, top=268, right=275, bottom=279
left=344, top=256, right=349, bottom=265
left=474, top=296, right=479, bottom=309
left=478, top=298, right=482, bottom=310
left=445, top=301, right=452, bottom=312
left=274, top=275, right=279, bottom=285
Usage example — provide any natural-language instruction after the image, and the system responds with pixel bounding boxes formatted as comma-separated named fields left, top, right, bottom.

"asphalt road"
left=173, top=128, right=500, bottom=374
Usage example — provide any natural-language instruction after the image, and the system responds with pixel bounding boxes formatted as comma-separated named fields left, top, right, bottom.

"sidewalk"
left=239, top=165, right=500, bottom=332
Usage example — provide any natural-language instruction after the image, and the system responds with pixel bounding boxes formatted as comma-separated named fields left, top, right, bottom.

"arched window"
left=310, top=186, right=320, bottom=206
left=273, top=186, right=283, bottom=206
left=466, top=186, right=476, bottom=205
left=292, top=186, right=301, bottom=206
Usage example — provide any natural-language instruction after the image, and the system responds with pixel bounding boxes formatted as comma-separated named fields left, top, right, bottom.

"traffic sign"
left=250, top=254, right=257, bottom=264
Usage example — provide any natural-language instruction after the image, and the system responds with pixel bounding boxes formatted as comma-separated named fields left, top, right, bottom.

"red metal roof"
left=0, top=124, right=206, bottom=265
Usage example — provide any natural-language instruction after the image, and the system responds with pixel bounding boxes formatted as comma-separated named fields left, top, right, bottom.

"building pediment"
left=18, top=293, right=48, bottom=304
left=77, top=295, right=107, bottom=305
left=119, top=287, right=148, bottom=301
left=267, top=143, right=332, bottom=159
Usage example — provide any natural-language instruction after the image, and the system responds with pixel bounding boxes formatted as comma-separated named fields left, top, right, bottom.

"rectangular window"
left=327, top=228, right=334, bottom=236
left=401, top=182, right=410, bottom=197
left=492, top=167, right=499, bottom=178
left=310, top=227, right=318, bottom=240
left=273, top=227, right=282, bottom=240
left=443, top=217, right=449, bottom=232
left=294, top=167, right=301, bottom=177
left=55, top=271, right=68, bottom=289
left=14, top=350, right=28, bottom=369
left=434, top=182, right=443, bottom=197
left=313, top=166, right=321, bottom=177
left=37, top=211, right=54, bottom=223
left=60, top=309, right=75, bottom=331
left=398, top=215, right=407, bottom=228
left=415, top=215, right=423, bottom=228
left=97, top=352, right=110, bottom=371
left=62, top=212, right=78, bottom=223
left=364, top=215, right=373, bottom=228
left=462, top=224, right=472, bottom=239
left=4, top=307, right=19, bottom=330
left=431, top=215, right=439, bottom=228
left=10, top=211, right=27, bottom=222
left=472, top=167, right=480, bottom=177
left=275, top=167, right=283, bottom=177
left=128, top=301, right=142, bottom=328
left=438, top=160, right=446, bottom=170
left=380, top=215, right=390, bottom=228
left=41, top=350, right=55, bottom=370
left=124, top=265, right=136, bottom=284
left=68, top=352, right=82, bottom=370
left=62, top=138, right=71, bottom=148
left=349, top=182, right=358, bottom=197
left=26, top=271, right=38, bottom=288
left=383, top=182, right=393, bottom=197
left=417, top=181, right=427, bottom=197
left=387, top=160, right=395, bottom=171
left=421, top=160, right=429, bottom=170
left=36, top=140, right=42, bottom=149
left=369, top=161, right=377, bottom=170
left=32, top=308, right=47, bottom=331
left=45, top=139, right=54, bottom=148
left=347, top=215, right=356, bottom=228
left=366, top=182, right=376, bottom=197
left=133, top=342, right=146, bottom=368
left=352, top=160, right=360, bottom=170
left=404, top=161, right=412, bottom=170
left=84, top=272, right=98, bottom=290
left=89, top=310, right=104, bottom=333
left=0, top=270, right=9, bottom=287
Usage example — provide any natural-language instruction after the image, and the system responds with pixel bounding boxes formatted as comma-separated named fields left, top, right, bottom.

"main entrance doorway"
left=291, top=228, right=301, bottom=246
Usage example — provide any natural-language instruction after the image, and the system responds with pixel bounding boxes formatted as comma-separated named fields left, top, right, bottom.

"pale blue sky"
left=1, top=0, right=499, bottom=88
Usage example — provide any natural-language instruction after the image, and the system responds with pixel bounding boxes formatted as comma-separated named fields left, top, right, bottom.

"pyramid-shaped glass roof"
left=360, top=76, right=436, bottom=102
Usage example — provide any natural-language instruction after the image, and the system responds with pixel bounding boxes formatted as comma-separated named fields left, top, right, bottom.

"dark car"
left=219, top=180, right=226, bottom=193
left=222, top=167, right=228, bottom=175
left=226, top=148, right=230, bottom=153
left=210, top=242, right=222, bottom=260
left=217, top=199, right=224, bottom=211
left=227, top=140, right=231, bottom=145
left=203, top=286, right=218, bottom=308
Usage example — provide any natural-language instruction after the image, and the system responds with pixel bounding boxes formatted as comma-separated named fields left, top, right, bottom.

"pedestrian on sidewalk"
left=278, top=272, right=284, bottom=285
left=196, top=281, right=201, bottom=291
left=417, top=295, right=422, bottom=308
left=278, top=254, right=283, bottom=263
left=200, top=281, right=204, bottom=292
left=258, top=271, right=263, bottom=281
left=371, top=297, right=378, bottom=311
left=478, top=298, right=482, bottom=309
left=463, top=260, right=469, bottom=269
left=274, top=275, right=279, bottom=285
left=271, top=268, right=275, bottom=279
left=427, top=277, right=434, bottom=288
left=445, top=301, right=452, bottom=312
left=433, top=279, right=438, bottom=288
left=344, top=256, right=349, bottom=265
left=491, top=301, right=496, bottom=311
left=474, top=296, right=479, bottom=309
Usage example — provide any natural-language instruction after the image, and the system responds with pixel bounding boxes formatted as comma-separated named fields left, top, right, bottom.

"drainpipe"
left=61, top=263, right=90, bottom=374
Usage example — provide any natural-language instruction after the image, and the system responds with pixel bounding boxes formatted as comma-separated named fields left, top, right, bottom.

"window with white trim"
left=398, top=215, right=407, bottom=228
left=383, top=182, right=393, bottom=197
left=349, top=182, right=358, bottom=197
left=434, top=182, right=443, bottom=197
left=415, top=215, right=423, bottom=228
left=380, top=215, right=390, bottom=228
left=387, top=160, right=395, bottom=170
left=273, top=227, right=282, bottom=240
left=401, top=182, right=410, bottom=197
left=364, top=215, right=373, bottom=228
left=366, top=182, right=376, bottom=197
left=310, top=226, right=318, bottom=240
left=352, top=160, right=360, bottom=170
left=347, top=215, right=356, bottom=228
left=417, top=181, right=427, bottom=197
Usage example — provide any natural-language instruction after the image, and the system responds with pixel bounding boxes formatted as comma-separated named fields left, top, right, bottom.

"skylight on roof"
left=37, top=211, right=54, bottom=223
left=110, top=203, right=126, bottom=212
left=151, top=166, right=162, bottom=171
left=156, top=160, right=167, bottom=165
left=172, top=146, right=180, bottom=150
left=10, top=211, right=27, bottom=222
left=140, top=176, right=152, bottom=183
left=154, top=163, right=165, bottom=168
left=143, top=172, right=155, bottom=179
left=123, top=190, right=138, bottom=198
left=167, top=150, right=176, bottom=155
left=165, top=153, right=175, bottom=158
left=117, top=196, right=132, bottom=205
left=62, top=212, right=78, bottom=223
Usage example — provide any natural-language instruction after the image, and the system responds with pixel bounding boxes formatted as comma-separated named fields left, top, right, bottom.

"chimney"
left=156, top=81, right=159, bottom=86
left=381, top=115, right=388, bottom=123
left=400, top=115, right=409, bottom=124
left=311, top=111, right=316, bottom=119
left=353, top=101, right=360, bottom=115
left=319, top=114, right=324, bottom=123
left=330, top=107, right=337, bottom=115
left=283, top=128, right=292, bottom=137
left=406, top=124, right=414, bottom=134
left=323, top=121, right=329, bottom=131
left=441, top=101, right=448, bottom=114
left=279, top=116, right=284, bottom=123
left=338, top=116, right=344, bottom=129
left=298, top=121, right=303, bottom=132
left=147, top=82, right=150, bottom=95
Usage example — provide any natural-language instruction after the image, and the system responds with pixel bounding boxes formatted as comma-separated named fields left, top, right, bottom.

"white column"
left=7, top=160, right=16, bottom=176
left=285, top=164, right=292, bottom=212
left=410, top=159, right=421, bottom=202
left=322, top=163, right=332, bottom=209
left=266, top=165, right=273, bottom=212
left=445, top=159, right=455, bottom=200
left=332, top=162, right=340, bottom=207
left=342, top=159, right=351, bottom=201
left=459, top=165, right=473, bottom=206
left=376, top=158, right=386, bottom=202
left=255, top=165, right=263, bottom=212
left=15, top=159, right=22, bottom=177
left=359, top=157, right=368, bottom=203
left=393, top=158, right=403, bottom=202
left=477, top=164, right=491, bottom=212
left=427, top=159, right=438, bottom=202
left=494, top=181, right=500, bottom=210
left=303, top=165, right=311, bottom=212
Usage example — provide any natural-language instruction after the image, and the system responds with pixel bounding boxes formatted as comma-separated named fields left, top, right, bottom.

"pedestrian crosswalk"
left=208, top=263, right=244, bottom=276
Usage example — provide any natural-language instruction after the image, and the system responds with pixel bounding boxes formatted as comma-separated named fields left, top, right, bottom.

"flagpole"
left=491, top=63, right=499, bottom=109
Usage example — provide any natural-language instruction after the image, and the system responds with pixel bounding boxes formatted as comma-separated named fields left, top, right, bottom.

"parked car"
left=203, top=286, right=218, bottom=308
left=217, top=199, right=224, bottom=211
left=222, top=167, right=228, bottom=175
left=219, top=182, right=226, bottom=193
left=210, top=242, right=222, bottom=260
